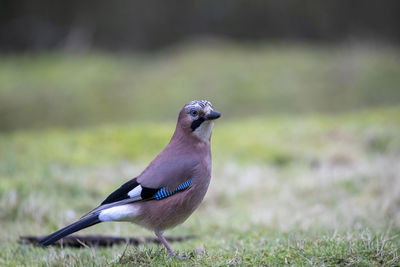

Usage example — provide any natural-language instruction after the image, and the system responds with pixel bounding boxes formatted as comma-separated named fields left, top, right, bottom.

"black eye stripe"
left=190, top=117, right=205, bottom=131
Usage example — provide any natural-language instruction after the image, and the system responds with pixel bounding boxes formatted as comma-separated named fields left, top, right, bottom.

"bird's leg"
left=155, top=231, right=175, bottom=255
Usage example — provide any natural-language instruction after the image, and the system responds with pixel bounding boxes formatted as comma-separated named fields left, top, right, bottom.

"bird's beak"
left=204, top=110, right=221, bottom=120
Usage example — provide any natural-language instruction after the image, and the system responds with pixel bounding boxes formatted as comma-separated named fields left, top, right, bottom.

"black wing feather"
left=101, top=178, right=139, bottom=205
left=140, top=187, right=159, bottom=199
left=100, top=178, right=161, bottom=205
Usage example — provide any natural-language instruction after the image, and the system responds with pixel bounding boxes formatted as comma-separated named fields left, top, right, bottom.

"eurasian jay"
left=39, top=100, right=221, bottom=256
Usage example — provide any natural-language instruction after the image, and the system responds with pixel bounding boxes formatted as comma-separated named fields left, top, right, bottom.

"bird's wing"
left=82, top=152, right=198, bottom=218
left=137, top=153, right=198, bottom=191
left=42, top=174, right=193, bottom=245
left=82, top=175, right=193, bottom=218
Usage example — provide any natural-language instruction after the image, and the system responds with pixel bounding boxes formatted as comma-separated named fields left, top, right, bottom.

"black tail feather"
left=39, top=215, right=101, bottom=246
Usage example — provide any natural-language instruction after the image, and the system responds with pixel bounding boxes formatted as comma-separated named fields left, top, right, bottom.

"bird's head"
left=176, top=100, right=221, bottom=141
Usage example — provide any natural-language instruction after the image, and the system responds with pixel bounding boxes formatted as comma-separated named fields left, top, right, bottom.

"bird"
left=39, top=100, right=221, bottom=256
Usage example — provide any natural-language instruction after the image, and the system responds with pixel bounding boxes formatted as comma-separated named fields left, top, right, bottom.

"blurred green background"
left=1, top=43, right=400, bottom=131
left=1, top=1, right=400, bottom=266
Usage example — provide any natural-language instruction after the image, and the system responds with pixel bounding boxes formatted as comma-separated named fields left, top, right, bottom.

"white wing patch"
left=98, top=205, right=139, bottom=222
left=127, top=185, right=143, bottom=199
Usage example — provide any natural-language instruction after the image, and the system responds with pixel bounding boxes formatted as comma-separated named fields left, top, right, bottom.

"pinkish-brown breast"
left=134, top=149, right=211, bottom=231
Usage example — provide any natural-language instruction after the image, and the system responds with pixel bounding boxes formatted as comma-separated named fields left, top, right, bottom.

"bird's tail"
left=39, top=214, right=101, bottom=246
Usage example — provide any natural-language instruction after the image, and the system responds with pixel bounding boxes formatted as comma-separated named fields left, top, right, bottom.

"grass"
left=2, top=230, right=398, bottom=266
left=1, top=41, right=400, bottom=131
left=1, top=107, right=400, bottom=266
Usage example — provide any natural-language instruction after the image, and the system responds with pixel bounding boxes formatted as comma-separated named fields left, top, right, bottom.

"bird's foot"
left=195, top=247, right=205, bottom=254
left=175, top=252, right=194, bottom=260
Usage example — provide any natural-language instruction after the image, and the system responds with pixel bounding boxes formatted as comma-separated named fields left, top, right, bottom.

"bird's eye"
left=190, top=109, right=198, bottom=117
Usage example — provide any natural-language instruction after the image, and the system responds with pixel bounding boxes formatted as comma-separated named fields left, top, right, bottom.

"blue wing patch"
left=154, top=179, right=193, bottom=200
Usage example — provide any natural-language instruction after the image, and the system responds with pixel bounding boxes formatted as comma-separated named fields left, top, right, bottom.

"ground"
left=1, top=107, right=400, bottom=266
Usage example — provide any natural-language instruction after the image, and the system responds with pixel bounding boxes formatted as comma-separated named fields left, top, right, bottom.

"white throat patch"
left=193, top=120, right=214, bottom=141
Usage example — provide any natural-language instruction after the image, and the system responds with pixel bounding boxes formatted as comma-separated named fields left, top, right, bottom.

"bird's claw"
left=175, top=252, right=193, bottom=260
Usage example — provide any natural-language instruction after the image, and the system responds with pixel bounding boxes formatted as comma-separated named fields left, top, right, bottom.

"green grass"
left=1, top=107, right=400, bottom=266
left=2, top=230, right=398, bottom=266
left=1, top=42, right=400, bottom=131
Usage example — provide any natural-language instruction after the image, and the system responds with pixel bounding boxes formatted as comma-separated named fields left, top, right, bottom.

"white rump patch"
left=98, top=205, right=139, bottom=222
